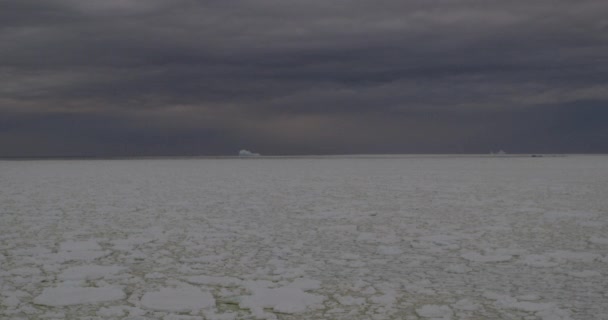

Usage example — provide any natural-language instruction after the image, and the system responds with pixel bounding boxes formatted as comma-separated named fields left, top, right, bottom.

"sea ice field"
left=1, top=155, right=607, bottom=319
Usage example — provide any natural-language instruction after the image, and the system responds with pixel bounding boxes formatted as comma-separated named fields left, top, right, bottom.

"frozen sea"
left=1, top=155, right=607, bottom=320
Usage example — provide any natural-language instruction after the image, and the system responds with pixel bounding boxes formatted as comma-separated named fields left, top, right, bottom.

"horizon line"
left=2, top=153, right=605, bottom=161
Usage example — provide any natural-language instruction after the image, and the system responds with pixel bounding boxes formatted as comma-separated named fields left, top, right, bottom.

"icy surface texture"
left=1, top=155, right=607, bottom=319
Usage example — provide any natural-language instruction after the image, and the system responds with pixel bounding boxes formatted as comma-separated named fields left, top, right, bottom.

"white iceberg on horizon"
left=239, top=149, right=260, bottom=157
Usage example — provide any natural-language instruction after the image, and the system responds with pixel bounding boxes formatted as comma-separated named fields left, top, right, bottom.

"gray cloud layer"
left=1, top=0, right=607, bottom=156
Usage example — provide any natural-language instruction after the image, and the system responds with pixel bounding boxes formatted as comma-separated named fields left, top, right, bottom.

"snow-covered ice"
left=33, top=286, right=125, bottom=306
left=140, top=287, right=215, bottom=312
left=239, top=285, right=325, bottom=314
left=1, top=155, right=607, bottom=319
left=58, top=265, right=125, bottom=280
left=416, top=304, right=453, bottom=319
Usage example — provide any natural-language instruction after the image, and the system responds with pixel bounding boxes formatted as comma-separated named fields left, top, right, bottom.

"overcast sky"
left=1, top=0, right=607, bottom=156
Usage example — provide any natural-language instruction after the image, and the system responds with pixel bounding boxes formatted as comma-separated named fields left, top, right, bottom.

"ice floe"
left=416, top=304, right=453, bottom=319
left=33, top=286, right=125, bottom=306
left=58, top=265, right=125, bottom=280
left=140, top=287, right=215, bottom=312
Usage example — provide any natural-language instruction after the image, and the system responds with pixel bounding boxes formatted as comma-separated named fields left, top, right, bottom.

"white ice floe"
left=185, top=275, right=242, bottom=287
left=589, top=236, right=608, bottom=245
left=510, top=301, right=555, bottom=312
left=140, top=287, right=215, bottom=312
left=537, top=307, right=574, bottom=320
left=58, top=265, right=125, bottom=280
left=415, top=304, right=453, bottom=319
left=517, top=294, right=540, bottom=301
left=33, top=286, right=125, bottom=306
left=543, top=211, right=597, bottom=222
left=377, top=245, right=403, bottom=255
left=445, top=264, right=472, bottom=273
left=336, top=295, right=366, bottom=306
left=549, top=250, right=601, bottom=263
left=9, top=267, right=41, bottom=276
left=485, top=292, right=573, bottom=320
left=461, top=251, right=512, bottom=263
left=96, top=306, right=127, bottom=317
left=59, top=240, right=102, bottom=252
left=2, top=295, right=21, bottom=308
left=318, top=224, right=358, bottom=233
left=357, top=232, right=400, bottom=244
left=285, top=278, right=322, bottom=290
left=412, top=234, right=461, bottom=250
left=239, top=283, right=325, bottom=314
left=57, top=240, right=109, bottom=261
left=452, top=298, right=479, bottom=311
left=568, top=270, right=601, bottom=278
left=370, top=293, right=397, bottom=306
left=110, top=237, right=155, bottom=251
left=520, top=254, right=561, bottom=267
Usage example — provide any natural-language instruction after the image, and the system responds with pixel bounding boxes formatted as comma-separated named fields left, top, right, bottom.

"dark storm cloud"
left=1, top=0, right=607, bottom=156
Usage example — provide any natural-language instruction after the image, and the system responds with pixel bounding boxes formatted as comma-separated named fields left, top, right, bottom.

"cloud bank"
left=1, top=0, right=607, bottom=156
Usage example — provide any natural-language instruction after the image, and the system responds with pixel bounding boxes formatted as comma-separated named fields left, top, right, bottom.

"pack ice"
left=1, top=155, right=607, bottom=319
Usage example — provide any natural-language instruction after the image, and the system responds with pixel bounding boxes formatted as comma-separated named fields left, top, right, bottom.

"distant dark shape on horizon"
left=1, top=0, right=607, bottom=156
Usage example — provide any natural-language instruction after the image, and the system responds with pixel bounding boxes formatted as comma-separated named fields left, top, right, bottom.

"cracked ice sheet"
left=1, top=156, right=608, bottom=319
